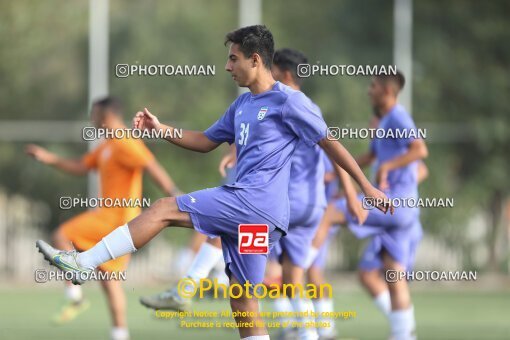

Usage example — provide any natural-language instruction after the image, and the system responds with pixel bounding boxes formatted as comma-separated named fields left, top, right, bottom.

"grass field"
left=0, top=285, right=509, bottom=340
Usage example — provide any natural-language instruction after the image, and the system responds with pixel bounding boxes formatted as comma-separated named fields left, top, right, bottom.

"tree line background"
left=0, top=0, right=509, bottom=272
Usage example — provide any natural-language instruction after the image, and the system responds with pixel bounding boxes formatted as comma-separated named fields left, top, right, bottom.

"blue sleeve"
left=282, top=92, right=328, bottom=147
left=391, top=111, right=418, bottom=148
left=204, top=100, right=237, bottom=145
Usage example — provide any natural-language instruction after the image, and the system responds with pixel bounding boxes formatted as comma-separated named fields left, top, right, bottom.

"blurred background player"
left=308, top=72, right=428, bottom=340
left=356, top=116, right=428, bottom=325
left=26, top=97, right=178, bottom=340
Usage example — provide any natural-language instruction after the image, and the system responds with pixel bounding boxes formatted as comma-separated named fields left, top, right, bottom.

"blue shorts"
left=358, top=221, right=423, bottom=271
left=176, top=186, right=283, bottom=285
left=269, top=206, right=324, bottom=268
left=334, top=194, right=421, bottom=269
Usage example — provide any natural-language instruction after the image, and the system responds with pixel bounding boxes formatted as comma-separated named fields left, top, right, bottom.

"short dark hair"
left=224, top=25, right=274, bottom=68
left=273, top=48, right=308, bottom=86
left=93, top=96, right=123, bottom=117
left=375, top=70, right=406, bottom=93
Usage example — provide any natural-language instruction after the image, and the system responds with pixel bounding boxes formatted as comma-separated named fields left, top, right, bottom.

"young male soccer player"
left=308, top=72, right=428, bottom=340
left=27, top=97, right=178, bottom=340
left=307, top=144, right=427, bottom=340
left=36, top=25, right=391, bottom=340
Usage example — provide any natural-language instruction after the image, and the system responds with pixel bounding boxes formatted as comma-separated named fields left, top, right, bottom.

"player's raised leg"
left=36, top=196, right=193, bottom=284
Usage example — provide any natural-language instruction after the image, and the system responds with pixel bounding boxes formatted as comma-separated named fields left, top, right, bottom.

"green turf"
left=0, top=286, right=509, bottom=339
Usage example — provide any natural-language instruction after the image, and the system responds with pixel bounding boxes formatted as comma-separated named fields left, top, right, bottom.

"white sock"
left=173, top=248, right=194, bottom=277
left=65, top=285, right=83, bottom=302
left=273, top=297, right=295, bottom=326
left=373, top=290, right=391, bottom=317
left=313, top=298, right=335, bottom=337
left=77, top=224, right=136, bottom=270
left=303, top=246, right=319, bottom=269
left=186, top=242, right=223, bottom=281
left=389, top=307, right=416, bottom=340
left=241, top=336, right=269, bottom=340
left=289, top=297, right=319, bottom=340
left=110, top=327, right=129, bottom=340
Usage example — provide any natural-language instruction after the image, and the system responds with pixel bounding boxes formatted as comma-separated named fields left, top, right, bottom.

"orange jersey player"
left=26, top=96, right=178, bottom=340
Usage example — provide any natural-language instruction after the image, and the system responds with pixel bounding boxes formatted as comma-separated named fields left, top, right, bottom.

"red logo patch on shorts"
left=238, top=224, right=269, bottom=254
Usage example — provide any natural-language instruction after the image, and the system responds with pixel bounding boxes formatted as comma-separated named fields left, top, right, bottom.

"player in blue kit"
left=139, top=50, right=343, bottom=329
left=308, top=72, right=428, bottom=340
left=36, top=25, right=390, bottom=340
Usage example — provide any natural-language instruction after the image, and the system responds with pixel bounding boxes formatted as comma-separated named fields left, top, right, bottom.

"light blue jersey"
left=371, top=104, right=419, bottom=197
left=204, top=81, right=328, bottom=232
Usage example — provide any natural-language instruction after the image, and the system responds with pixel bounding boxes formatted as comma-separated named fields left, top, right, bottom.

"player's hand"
left=218, top=153, right=236, bottom=178
left=25, top=144, right=57, bottom=165
left=133, top=108, right=161, bottom=132
left=363, top=185, right=394, bottom=214
left=324, top=172, right=337, bottom=183
left=346, top=194, right=368, bottom=225
left=376, top=163, right=390, bottom=191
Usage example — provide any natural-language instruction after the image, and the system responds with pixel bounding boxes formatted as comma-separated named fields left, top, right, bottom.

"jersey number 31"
left=239, top=123, right=250, bottom=146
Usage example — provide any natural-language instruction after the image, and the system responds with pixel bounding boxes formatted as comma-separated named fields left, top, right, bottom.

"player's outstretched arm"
left=133, top=108, right=220, bottom=153
left=25, top=144, right=88, bottom=176
left=319, top=138, right=393, bottom=214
